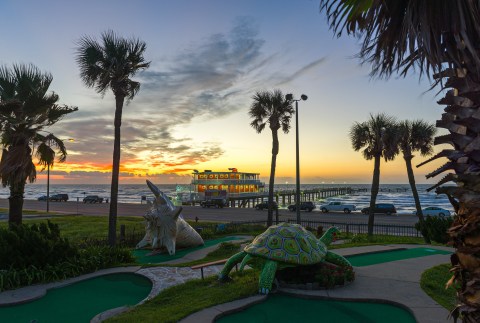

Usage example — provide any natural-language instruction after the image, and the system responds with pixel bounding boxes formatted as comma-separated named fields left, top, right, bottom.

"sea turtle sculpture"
left=218, top=223, right=351, bottom=294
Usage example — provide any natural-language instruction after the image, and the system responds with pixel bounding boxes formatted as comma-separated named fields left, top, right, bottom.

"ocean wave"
left=0, top=183, right=454, bottom=213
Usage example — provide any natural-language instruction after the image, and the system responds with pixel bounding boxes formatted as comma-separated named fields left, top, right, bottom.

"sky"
left=0, top=0, right=449, bottom=185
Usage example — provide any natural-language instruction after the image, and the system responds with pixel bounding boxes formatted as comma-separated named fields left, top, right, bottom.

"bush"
left=277, top=262, right=355, bottom=289
left=415, top=216, right=453, bottom=244
left=0, top=245, right=133, bottom=291
left=0, top=221, right=134, bottom=292
left=0, top=221, right=78, bottom=270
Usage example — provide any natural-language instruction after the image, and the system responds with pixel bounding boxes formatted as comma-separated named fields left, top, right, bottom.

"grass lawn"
left=420, top=263, right=456, bottom=311
left=0, top=214, right=145, bottom=243
left=331, top=234, right=426, bottom=249
left=106, top=270, right=259, bottom=323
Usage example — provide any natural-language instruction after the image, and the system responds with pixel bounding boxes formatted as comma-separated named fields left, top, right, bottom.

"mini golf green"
left=216, top=294, right=416, bottom=323
left=346, top=247, right=451, bottom=267
left=133, top=236, right=244, bottom=264
left=0, top=273, right=152, bottom=323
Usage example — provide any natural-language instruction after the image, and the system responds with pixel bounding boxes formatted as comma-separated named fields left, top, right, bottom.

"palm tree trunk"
left=404, top=155, right=430, bottom=244
left=108, top=94, right=125, bottom=247
left=267, top=129, right=279, bottom=227
left=8, top=181, right=25, bottom=227
left=435, top=69, right=480, bottom=322
left=368, top=155, right=381, bottom=236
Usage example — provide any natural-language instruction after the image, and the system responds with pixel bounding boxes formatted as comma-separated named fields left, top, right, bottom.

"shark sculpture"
left=136, top=180, right=204, bottom=255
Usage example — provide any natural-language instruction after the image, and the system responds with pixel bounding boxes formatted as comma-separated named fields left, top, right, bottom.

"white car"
left=319, top=201, right=356, bottom=214
left=415, top=207, right=451, bottom=217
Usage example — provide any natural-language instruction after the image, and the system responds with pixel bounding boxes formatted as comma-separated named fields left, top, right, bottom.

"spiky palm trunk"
left=404, top=155, right=430, bottom=244
left=8, top=180, right=25, bottom=227
left=4, top=142, right=32, bottom=227
left=108, top=94, right=125, bottom=247
left=267, top=129, right=279, bottom=227
left=428, top=68, right=480, bottom=322
left=367, top=154, right=381, bottom=236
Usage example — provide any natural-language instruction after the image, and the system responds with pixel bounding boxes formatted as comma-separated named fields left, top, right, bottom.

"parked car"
left=37, top=195, right=48, bottom=201
left=319, top=201, right=356, bottom=214
left=255, top=201, right=278, bottom=210
left=49, top=194, right=69, bottom=202
left=361, top=203, right=397, bottom=215
left=415, top=207, right=451, bottom=217
left=200, top=199, right=228, bottom=208
left=83, top=195, right=103, bottom=203
left=288, top=201, right=316, bottom=212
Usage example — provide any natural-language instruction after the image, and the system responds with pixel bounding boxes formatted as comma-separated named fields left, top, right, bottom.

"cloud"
left=275, top=57, right=327, bottom=86
left=53, top=17, right=326, bottom=177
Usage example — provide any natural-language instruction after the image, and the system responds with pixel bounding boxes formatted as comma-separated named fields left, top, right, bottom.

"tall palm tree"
left=76, top=31, right=150, bottom=247
left=249, top=89, right=294, bottom=226
left=320, top=1, right=480, bottom=320
left=350, top=113, right=397, bottom=236
left=0, top=64, right=77, bottom=226
left=397, top=120, right=436, bottom=244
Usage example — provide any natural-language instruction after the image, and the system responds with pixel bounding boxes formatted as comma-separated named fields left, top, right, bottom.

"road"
left=0, top=199, right=420, bottom=226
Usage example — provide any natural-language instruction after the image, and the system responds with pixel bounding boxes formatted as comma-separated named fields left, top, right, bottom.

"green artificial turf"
left=217, top=294, right=416, bottom=323
left=346, top=247, right=452, bottom=267
left=0, top=273, right=152, bottom=323
left=132, top=236, right=244, bottom=264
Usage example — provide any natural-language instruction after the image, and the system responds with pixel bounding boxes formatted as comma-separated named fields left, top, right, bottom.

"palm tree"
left=397, top=120, right=436, bottom=244
left=320, top=1, right=480, bottom=320
left=350, top=113, right=397, bottom=236
left=249, top=89, right=294, bottom=226
left=0, top=64, right=77, bottom=226
left=76, top=31, right=150, bottom=247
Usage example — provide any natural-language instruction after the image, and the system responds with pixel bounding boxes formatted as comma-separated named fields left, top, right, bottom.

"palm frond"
left=320, top=0, right=480, bottom=78
left=76, top=30, right=150, bottom=100
left=0, top=64, right=75, bottom=188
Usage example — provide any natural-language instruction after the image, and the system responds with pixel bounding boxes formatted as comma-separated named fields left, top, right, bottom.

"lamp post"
left=46, top=138, right=74, bottom=212
left=46, top=164, right=50, bottom=212
left=285, top=93, right=308, bottom=224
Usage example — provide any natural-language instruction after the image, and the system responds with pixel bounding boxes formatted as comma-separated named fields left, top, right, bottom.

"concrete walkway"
left=0, top=243, right=454, bottom=323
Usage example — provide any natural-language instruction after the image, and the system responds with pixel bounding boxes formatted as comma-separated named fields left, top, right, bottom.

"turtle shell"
left=244, top=223, right=327, bottom=265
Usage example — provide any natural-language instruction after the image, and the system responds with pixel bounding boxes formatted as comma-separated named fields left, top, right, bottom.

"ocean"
left=0, top=183, right=454, bottom=214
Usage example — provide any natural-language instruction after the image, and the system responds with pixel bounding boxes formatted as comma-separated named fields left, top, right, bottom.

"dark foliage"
left=0, top=221, right=77, bottom=270
left=0, top=221, right=134, bottom=291
left=277, top=262, right=355, bottom=289
left=415, top=216, right=453, bottom=244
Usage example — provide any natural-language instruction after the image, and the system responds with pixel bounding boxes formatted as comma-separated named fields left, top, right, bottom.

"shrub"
left=200, top=228, right=215, bottom=240
left=0, top=221, right=134, bottom=292
left=277, top=262, right=355, bottom=289
left=415, top=216, right=453, bottom=244
left=0, top=245, right=133, bottom=291
left=0, top=221, right=78, bottom=270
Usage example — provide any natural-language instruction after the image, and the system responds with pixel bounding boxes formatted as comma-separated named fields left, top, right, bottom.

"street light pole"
left=286, top=93, right=308, bottom=225
left=44, top=137, right=74, bottom=213
left=46, top=164, right=50, bottom=212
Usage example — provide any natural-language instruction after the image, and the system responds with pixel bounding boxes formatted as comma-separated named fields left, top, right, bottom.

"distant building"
left=191, top=169, right=265, bottom=194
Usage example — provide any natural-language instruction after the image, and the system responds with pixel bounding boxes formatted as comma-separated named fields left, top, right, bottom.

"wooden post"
left=120, top=224, right=126, bottom=242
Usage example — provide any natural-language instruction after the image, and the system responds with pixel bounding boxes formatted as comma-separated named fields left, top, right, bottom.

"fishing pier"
left=190, top=187, right=352, bottom=208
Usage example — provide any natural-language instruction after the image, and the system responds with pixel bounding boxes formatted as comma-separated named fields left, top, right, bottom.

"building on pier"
left=191, top=169, right=265, bottom=194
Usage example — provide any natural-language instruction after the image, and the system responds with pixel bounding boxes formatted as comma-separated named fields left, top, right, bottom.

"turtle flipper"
left=325, top=251, right=351, bottom=267
left=258, top=260, right=278, bottom=294
left=218, top=251, right=247, bottom=281
left=239, top=254, right=253, bottom=272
